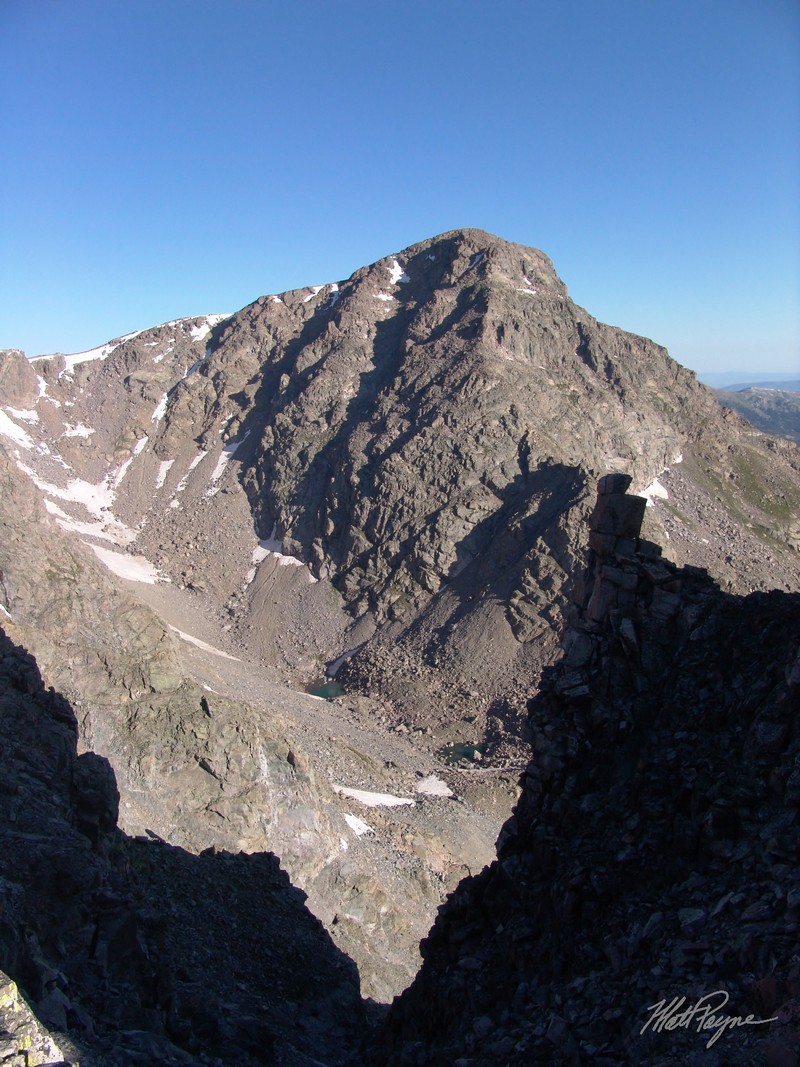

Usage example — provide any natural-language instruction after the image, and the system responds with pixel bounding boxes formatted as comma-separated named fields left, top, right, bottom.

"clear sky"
left=2, top=0, right=798, bottom=377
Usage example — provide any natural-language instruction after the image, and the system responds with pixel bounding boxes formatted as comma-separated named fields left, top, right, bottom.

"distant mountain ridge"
left=3, top=232, right=797, bottom=697
left=698, top=370, right=800, bottom=389
left=725, top=379, right=800, bottom=392
left=714, top=384, right=800, bottom=444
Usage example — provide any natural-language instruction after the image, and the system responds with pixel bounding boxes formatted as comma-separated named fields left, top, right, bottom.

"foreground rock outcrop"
left=379, top=475, right=800, bottom=1065
left=0, top=626, right=365, bottom=1065
left=0, top=971, right=67, bottom=1067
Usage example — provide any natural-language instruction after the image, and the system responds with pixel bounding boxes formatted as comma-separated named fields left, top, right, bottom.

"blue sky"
left=1, top=0, right=798, bottom=376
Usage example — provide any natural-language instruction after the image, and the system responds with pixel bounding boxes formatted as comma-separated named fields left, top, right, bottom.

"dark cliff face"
left=379, top=475, right=800, bottom=1066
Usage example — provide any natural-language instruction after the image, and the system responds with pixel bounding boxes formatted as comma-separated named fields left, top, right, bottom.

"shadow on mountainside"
left=233, top=281, right=419, bottom=561
left=228, top=260, right=497, bottom=617
left=0, top=626, right=367, bottom=1067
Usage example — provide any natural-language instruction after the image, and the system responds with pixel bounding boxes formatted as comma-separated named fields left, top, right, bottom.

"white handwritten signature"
left=640, top=990, right=777, bottom=1048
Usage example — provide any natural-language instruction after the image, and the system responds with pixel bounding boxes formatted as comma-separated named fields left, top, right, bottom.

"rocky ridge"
left=379, top=475, right=800, bottom=1066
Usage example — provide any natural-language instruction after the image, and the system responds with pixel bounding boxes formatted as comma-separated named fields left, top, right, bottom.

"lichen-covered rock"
left=0, top=971, right=68, bottom=1067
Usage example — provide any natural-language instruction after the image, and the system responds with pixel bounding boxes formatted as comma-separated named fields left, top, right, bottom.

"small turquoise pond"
left=306, top=680, right=345, bottom=700
left=436, top=742, right=488, bottom=766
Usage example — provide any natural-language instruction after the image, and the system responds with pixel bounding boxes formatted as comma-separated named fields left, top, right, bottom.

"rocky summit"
left=0, top=229, right=799, bottom=1064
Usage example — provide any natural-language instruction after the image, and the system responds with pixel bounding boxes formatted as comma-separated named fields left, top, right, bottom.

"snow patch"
left=0, top=604, right=12, bottom=621
left=87, top=544, right=165, bottom=584
left=249, top=527, right=318, bottom=583
left=190, top=322, right=212, bottom=342
left=387, top=258, right=410, bottom=285
left=332, top=785, right=415, bottom=808
left=0, top=410, right=35, bottom=449
left=327, top=647, right=362, bottom=677
left=59, top=343, right=115, bottom=377
left=516, top=287, right=537, bottom=295
left=62, top=423, right=96, bottom=438
left=303, top=286, right=324, bottom=303
left=55, top=326, right=147, bottom=377
left=16, top=452, right=140, bottom=546
left=116, top=327, right=148, bottom=344
left=172, top=451, right=208, bottom=498
left=469, top=251, right=485, bottom=268
left=182, top=354, right=208, bottom=379
left=415, top=775, right=454, bottom=798
left=343, top=813, right=374, bottom=837
left=46, top=499, right=124, bottom=543
left=206, top=432, right=250, bottom=494
left=190, top=314, right=229, bottom=343
left=36, top=378, right=60, bottom=406
left=168, top=626, right=239, bottom=660
left=18, top=466, right=113, bottom=517
left=151, top=394, right=169, bottom=423
left=638, top=478, right=669, bottom=507
left=6, top=407, right=38, bottom=424
left=111, top=436, right=148, bottom=488
left=155, top=459, right=174, bottom=489
left=374, top=292, right=394, bottom=302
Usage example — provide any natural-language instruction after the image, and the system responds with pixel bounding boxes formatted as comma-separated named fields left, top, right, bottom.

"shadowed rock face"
left=0, top=627, right=365, bottom=1066
left=378, top=478, right=800, bottom=1066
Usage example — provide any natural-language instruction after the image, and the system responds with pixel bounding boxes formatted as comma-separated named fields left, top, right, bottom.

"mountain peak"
left=389, top=228, right=567, bottom=297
